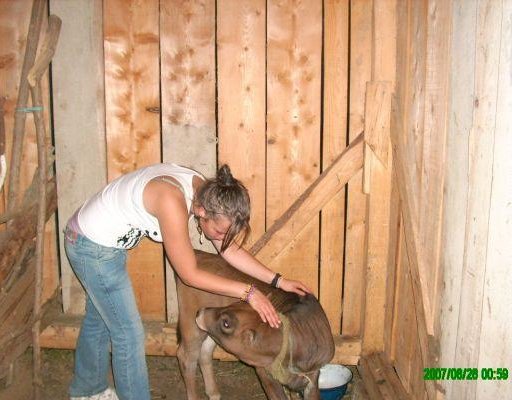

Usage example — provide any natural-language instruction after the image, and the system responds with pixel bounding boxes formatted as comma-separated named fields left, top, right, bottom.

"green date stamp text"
left=423, top=367, right=509, bottom=380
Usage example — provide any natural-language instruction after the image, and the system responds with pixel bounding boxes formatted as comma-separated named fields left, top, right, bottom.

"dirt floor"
left=0, top=348, right=361, bottom=400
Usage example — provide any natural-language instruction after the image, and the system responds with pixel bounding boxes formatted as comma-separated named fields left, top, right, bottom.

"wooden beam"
left=249, top=134, right=364, bottom=264
left=40, top=316, right=361, bottom=364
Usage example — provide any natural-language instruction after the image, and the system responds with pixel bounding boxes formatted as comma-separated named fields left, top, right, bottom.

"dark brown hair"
left=195, top=165, right=251, bottom=252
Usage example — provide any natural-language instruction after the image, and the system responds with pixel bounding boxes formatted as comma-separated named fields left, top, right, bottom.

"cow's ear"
left=242, top=329, right=256, bottom=345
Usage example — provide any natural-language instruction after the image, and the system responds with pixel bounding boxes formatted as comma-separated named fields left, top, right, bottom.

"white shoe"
left=71, top=387, right=119, bottom=400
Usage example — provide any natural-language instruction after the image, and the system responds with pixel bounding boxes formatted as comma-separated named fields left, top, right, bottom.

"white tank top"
left=76, top=163, right=203, bottom=249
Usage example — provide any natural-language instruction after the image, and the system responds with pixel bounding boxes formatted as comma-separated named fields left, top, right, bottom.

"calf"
left=176, top=250, right=335, bottom=400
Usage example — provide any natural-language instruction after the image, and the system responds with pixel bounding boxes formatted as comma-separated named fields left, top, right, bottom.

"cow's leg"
left=199, top=335, right=221, bottom=400
left=302, top=371, right=320, bottom=400
left=255, top=367, right=289, bottom=400
left=177, top=330, right=208, bottom=400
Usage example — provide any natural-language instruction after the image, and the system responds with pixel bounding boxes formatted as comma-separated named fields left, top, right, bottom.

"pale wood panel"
left=160, top=0, right=216, bottom=323
left=418, top=0, right=451, bottom=332
left=437, top=2, right=476, bottom=398
left=266, top=0, right=322, bottom=292
left=452, top=0, right=502, bottom=397
left=217, top=0, right=266, bottom=246
left=103, top=0, right=163, bottom=320
left=320, top=0, right=349, bottom=334
left=0, top=0, right=58, bottom=306
left=51, top=0, right=107, bottom=314
left=343, top=0, right=372, bottom=336
left=477, top=3, right=512, bottom=398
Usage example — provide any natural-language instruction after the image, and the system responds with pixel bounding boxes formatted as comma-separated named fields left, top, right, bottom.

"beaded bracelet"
left=270, top=273, right=282, bottom=288
left=241, top=283, right=256, bottom=303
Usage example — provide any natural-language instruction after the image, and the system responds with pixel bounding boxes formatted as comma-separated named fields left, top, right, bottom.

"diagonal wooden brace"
left=250, top=133, right=364, bottom=265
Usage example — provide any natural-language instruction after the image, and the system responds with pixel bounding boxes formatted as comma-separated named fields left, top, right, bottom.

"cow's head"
left=196, top=301, right=282, bottom=367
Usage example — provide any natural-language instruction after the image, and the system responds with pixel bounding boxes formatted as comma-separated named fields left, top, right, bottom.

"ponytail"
left=195, top=165, right=251, bottom=252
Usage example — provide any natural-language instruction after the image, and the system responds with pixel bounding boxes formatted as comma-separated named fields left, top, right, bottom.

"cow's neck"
left=267, top=313, right=293, bottom=383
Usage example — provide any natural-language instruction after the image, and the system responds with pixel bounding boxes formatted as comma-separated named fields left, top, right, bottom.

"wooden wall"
left=5, top=0, right=396, bottom=370
left=391, top=1, right=512, bottom=399
left=47, top=0, right=365, bottom=341
left=439, top=1, right=512, bottom=399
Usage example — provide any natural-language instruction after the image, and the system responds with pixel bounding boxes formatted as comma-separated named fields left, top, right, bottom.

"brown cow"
left=176, top=250, right=335, bottom=400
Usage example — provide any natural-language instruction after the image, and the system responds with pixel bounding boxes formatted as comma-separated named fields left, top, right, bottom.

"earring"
left=195, top=217, right=204, bottom=245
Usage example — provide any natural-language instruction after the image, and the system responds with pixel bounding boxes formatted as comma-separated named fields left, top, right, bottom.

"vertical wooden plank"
left=343, top=0, right=372, bottom=337
left=383, top=175, right=400, bottom=357
left=438, top=1, right=476, bottom=398
left=418, top=0, right=452, bottom=333
left=477, top=3, right=512, bottom=398
left=405, top=0, right=427, bottom=197
left=103, top=0, right=162, bottom=320
left=391, top=228, right=416, bottom=393
left=362, top=0, right=396, bottom=354
left=266, top=0, right=322, bottom=292
left=217, top=0, right=266, bottom=246
left=320, top=0, right=349, bottom=334
left=160, top=0, right=216, bottom=323
left=453, top=0, right=502, bottom=398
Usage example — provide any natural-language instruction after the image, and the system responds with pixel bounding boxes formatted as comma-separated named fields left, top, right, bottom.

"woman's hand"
left=279, top=278, right=312, bottom=296
left=247, top=289, right=281, bottom=328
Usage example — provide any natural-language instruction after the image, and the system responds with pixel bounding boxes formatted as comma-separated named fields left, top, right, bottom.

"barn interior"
left=0, top=0, right=510, bottom=399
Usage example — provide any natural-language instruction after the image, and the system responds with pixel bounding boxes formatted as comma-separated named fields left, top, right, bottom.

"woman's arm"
left=144, top=180, right=282, bottom=327
left=214, top=240, right=312, bottom=295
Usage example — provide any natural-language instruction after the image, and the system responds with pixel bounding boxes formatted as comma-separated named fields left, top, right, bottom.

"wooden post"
left=361, top=0, right=396, bottom=357
left=361, top=81, right=392, bottom=355
left=28, top=14, right=61, bottom=400
left=343, top=0, right=373, bottom=338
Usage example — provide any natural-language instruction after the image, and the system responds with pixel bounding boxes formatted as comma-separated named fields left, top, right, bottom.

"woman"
left=65, top=163, right=310, bottom=400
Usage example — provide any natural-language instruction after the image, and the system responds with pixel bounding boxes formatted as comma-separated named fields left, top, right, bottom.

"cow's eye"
left=222, top=318, right=231, bottom=329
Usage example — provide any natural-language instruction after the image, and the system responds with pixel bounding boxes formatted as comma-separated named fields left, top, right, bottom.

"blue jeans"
left=64, top=228, right=150, bottom=400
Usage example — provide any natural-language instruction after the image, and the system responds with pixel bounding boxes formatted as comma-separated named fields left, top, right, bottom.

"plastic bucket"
left=318, top=364, right=353, bottom=400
